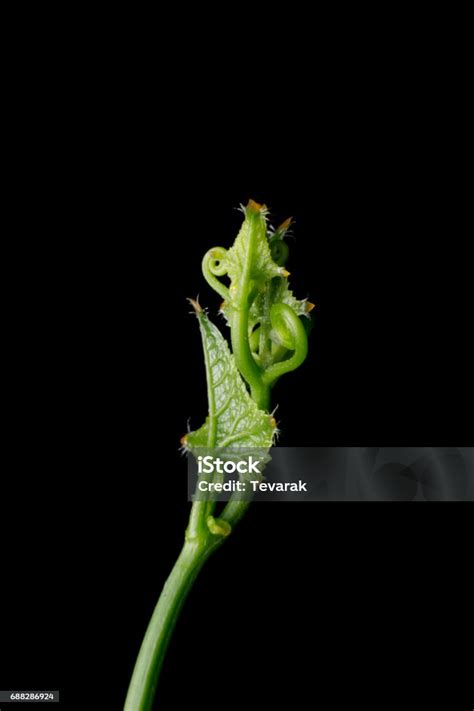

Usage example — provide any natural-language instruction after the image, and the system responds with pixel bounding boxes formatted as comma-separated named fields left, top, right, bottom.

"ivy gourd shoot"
left=124, top=200, right=314, bottom=710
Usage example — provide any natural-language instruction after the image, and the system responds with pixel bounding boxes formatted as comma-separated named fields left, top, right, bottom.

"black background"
left=1, top=43, right=472, bottom=710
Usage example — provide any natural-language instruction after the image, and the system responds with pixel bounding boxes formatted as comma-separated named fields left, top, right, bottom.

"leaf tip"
left=247, top=199, right=264, bottom=213
left=278, top=217, right=293, bottom=231
left=246, top=199, right=268, bottom=217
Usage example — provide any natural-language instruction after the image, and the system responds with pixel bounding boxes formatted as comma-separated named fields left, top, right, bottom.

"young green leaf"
left=224, top=200, right=284, bottom=290
left=183, top=302, right=276, bottom=451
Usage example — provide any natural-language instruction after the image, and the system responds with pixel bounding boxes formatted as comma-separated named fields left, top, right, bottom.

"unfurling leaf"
left=184, top=307, right=276, bottom=451
left=202, top=200, right=312, bottom=402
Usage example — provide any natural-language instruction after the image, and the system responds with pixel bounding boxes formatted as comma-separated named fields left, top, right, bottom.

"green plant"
left=124, top=200, right=313, bottom=710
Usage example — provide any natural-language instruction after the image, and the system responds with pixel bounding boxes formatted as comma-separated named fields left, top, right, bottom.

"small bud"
left=270, top=416, right=277, bottom=428
left=207, top=516, right=232, bottom=537
left=180, top=434, right=188, bottom=446
left=281, top=268, right=291, bottom=277
left=306, top=301, right=315, bottom=313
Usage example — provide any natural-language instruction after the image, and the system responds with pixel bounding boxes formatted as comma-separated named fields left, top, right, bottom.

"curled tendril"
left=202, top=247, right=230, bottom=301
left=262, top=303, right=308, bottom=387
left=269, top=239, right=289, bottom=266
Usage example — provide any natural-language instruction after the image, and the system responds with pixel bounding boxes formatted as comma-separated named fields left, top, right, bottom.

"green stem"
left=125, top=298, right=228, bottom=708
left=221, top=495, right=252, bottom=530
left=230, top=291, right=270, bottom=411
left=230, top=309, right=263, bottom=404
left=124, top=538, right=213, bottom=710
left=254, top=385, right=270, bottom=412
